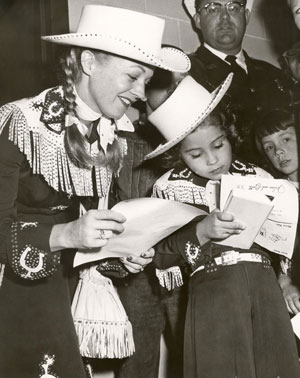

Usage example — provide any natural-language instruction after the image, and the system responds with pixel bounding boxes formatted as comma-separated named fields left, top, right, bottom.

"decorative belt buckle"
left=221, top=250, right=239, bottom=265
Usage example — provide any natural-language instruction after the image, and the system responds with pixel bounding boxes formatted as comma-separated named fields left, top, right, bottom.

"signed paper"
left=74, top=198, right=206, bottom=267
left=216, top=188, right=274, bottom=249
left=219, top=175, right=298, bottom=258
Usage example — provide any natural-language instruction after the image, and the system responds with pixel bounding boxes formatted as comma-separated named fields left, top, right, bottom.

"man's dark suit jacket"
left=189, top=45, right=290, bottom=164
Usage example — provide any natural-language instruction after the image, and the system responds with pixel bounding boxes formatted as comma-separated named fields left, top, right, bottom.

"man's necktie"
left=225, top=55, right=247, bottom=81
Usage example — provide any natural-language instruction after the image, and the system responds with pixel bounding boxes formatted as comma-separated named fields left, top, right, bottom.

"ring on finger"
left=98, top=229, right=106, bottom=240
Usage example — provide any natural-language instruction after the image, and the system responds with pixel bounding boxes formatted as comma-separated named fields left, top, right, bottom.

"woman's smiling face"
left=84, top=52, right=154, bottom=119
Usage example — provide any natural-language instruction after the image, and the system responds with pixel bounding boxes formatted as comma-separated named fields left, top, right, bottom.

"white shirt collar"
left=115, top=114, right=135, bottom=132
left=203, top=43, right=247, bottom=73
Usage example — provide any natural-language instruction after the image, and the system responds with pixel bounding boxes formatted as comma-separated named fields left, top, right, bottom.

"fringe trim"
left=0, top=103, right=112, bottom=197
left=153, top=179, right=208, bottom=207
left=74, top=318, right=135, bottom=359
left=118, top=136, right=128, bottom=157
left=0, top=264, right=5, bottom=287
left=156, top=266, right=183, bottom=291
left=84, top=361, right=94, bottom=378
left=115, top=136, right=128, bottom=176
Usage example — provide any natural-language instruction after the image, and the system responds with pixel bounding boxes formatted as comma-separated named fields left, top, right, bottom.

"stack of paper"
left=217, top=175, right=298, bottom=257
left=74, top=198, right=207, bottom=267
left=217, top=188, right=273, bottom=249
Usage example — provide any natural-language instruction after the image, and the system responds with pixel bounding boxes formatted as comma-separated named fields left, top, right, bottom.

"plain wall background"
left=67, top=0, right=300, bottom=123
left=68, top=0, right=300, bottom=67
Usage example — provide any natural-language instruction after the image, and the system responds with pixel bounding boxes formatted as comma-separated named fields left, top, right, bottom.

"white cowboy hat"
left=183, top=0, right=254, bottom=18
left=42, top=5, right=190, bottom=73
left=144, top=73, right=233, bottom=160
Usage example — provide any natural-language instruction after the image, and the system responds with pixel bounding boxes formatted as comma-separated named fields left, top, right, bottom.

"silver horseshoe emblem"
left=20, top=246, right=45, bottom=278
left=48, top=101, right=64, bottom=118
left=185, top=242, right=200, bottom=266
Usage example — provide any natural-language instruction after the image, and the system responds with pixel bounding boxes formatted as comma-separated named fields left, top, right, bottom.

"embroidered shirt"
left=0, top=86, right=133, bottom=197
left=153, top=159, right=273, bottom=286
left=0, top=86, right=133, bottom=280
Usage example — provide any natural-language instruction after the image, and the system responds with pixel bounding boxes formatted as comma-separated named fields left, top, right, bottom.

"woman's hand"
left=279, top=274, right=300, bottom=314
left=120, top=248, right=155, bottom=274
left=50, top=209, right=126, bottom=251
left=196, top=210, right=245, bottom=245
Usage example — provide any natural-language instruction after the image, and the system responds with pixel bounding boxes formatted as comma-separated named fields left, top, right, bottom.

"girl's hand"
left=279, top=274, right=300, bottom=314
left=50, top=209, right=126, bottom=251
left=120, top=248, right=154, bottom=274
left=196, top=210, right=245, bottom=245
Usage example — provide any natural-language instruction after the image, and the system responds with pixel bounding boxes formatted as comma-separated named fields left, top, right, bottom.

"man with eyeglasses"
left=184, top=0, right=290, bottom=166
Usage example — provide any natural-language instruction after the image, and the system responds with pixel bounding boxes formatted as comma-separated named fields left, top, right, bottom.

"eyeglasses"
left=197, top=1, right=245, bottom=16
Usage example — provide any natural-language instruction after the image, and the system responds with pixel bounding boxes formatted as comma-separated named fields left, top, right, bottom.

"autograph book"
left=216, top=187, right=273, bottom=249
left=216, top=175, right=298, bottom=258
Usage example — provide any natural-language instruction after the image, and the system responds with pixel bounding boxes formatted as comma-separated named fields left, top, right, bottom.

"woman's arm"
left=50, top=209, right=125, bottom=251
left=0, top=122, right=126, bottom=279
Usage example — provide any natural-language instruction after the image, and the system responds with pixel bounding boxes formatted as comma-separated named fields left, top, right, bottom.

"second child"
left=255, top=108, right=300, bottom=315
left=145, top=76, right=300, bottom=378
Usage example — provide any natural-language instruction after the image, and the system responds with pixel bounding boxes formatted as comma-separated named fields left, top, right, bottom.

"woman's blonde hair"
left=60, top=47, right=122, bottom=171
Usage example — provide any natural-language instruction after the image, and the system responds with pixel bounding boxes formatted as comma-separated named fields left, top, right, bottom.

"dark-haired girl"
left=146, top=75, right=300, bottom=378
left=255, top=109, right=300, bottom=316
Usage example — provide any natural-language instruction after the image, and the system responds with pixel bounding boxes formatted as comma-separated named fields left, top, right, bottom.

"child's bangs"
left=255, top=109, right=295, bottom=140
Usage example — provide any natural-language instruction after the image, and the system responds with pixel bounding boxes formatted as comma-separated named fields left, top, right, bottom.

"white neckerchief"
left=73, top=86, right=101, bottom=138
left=65, top=87, right=135, bottom=153
left=74, top=87, right=116, bottom=153
left=203, top=42, right=248, bottom=73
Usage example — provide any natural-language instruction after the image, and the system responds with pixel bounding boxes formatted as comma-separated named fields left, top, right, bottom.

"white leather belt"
left=191, top=250, right=269, bottom=276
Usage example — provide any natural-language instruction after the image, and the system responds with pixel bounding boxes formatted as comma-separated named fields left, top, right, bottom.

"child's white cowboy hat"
left=145, top=73, right=233, bottom=159
left=183, top=0, right=254, bottom=18
left=42, top=5, right=190, bottom=73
